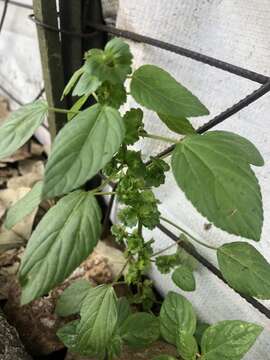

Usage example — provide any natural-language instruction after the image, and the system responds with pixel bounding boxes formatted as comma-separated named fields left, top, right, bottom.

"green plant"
left=1, top=37, right=268, bottom=359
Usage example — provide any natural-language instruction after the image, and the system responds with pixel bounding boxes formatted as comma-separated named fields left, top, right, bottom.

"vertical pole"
left=33, top=0, right=68, bottom=139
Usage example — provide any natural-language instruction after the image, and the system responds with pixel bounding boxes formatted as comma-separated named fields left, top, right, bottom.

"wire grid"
left=2, top=0, right=270, bottom=319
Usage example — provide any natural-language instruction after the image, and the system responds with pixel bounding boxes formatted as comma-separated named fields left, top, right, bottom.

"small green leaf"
left=171, top=131, right=263, bottom=241
left=57, top=320, right=81, bottom=352
left=160, top=291, right=196, bottom=345
left=201, top=320, right=263, bottom=360
left=123, top=108, right=144, bottom=145
left=97, top=81, right=127, bottom=109
left=0, top=100, right=48, bottom=159
left=176, top=330, right=198, bottom=360
left=67, top=94, right=89, bottom=121
left=158, top=113, right=196, bottom=135
left=19, top=191, right=101, bottom=305
left=43, top=104, right=125, bottom=198
left=194, top=321, right=210, bottom=347
left=130, top=65, right=209, bottom=118
left=55, top=279, right=92, bottom=317
left=61, top=67, right=84, bottom=99
left=72, top=72, right=101, bottom=97
left=117, top=297, right=131, bottom=328
left=76, top=285, right=118, bottom=358
left=4, top=181, right=42, bottom=229
left=172, top=265, right=196, bottom=292
left=218, top=242, right=270, bottom=299
left=120, top=312, right=160, bottom=349
left=85, top=38, right=133, bottom=84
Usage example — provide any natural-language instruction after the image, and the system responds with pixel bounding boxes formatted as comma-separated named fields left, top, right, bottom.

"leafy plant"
left=1, top=37, right=267, bottom=359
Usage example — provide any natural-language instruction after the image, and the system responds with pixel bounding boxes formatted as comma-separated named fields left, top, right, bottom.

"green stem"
left=92, top=92, right=98, bottom=102
left=48, top=107, right=80, bottom=115
left=160, top=216, right=218, bottom=251
left=141, top=132, right=179, bottom=144
left=152, top=238, right=183, bottom=257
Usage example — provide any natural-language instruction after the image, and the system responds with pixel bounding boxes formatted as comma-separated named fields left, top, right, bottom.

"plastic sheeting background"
left=0, top=1, right=270, bottom=358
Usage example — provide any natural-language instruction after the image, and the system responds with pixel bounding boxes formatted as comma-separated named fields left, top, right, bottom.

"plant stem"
left=160, top=216, right=218, bottom=251
left=92, top=92, right=98, bottom=102
left=48, top=107, right=80, bottom=115
left=151, top=238, right=184, bottom=257
left=141, top=132, right=179, bottom=144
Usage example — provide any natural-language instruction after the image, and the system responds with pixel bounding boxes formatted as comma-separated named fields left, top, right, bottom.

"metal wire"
left=158, top=223, right=270, bottom=320
left=0, top=0, right=9, bottom=33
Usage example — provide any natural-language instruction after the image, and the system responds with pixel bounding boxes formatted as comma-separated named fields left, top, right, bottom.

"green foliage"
left=4, top=37, right=264, bottom=359
left=217, top=242, right=270, bottom=299
left=160, top=291, right=196, bottom=345
left=119, top=312, right=160, bottom=348
left=55, top=279, right=92, bottom=317
left=42, top=104, right=125, bottom=198
left=19, top=191, right=101, bottom=304
left=0, top=100, right=48, bottom=159
left=4, top=181, right=43, bottom=229
left=172, top=265, right=196, bottom=292
left=130, top=65, right=209, bottom=117
left=158, top=113, right=196, bottom=135
left=172, top=131, right=263, bottom=241
left=200, top=320, right=263, bottom=360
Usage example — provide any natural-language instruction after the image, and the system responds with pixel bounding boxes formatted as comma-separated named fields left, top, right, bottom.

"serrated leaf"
left=61, top=67, right=84, bottom=99
left=176, top=330, right=198, bottom=360
left=201, top=320, right=263, bottom=360
left=160, top=291, right=196, bottom=345
left=72, top=72, right=101, bottom=97
left=97, top=81, right=127, bottom=109
left=130, top=65, right=209, bottom=118
left=172, top=265, right=196, bottom=292
left=123, top=108, right=144, bottom=145
left=19, top=190, right=101, bottom=305
left=172, top=131, right=263, bottom=241
left=218, top=242, right=270, bottom=299
left=55, top=279, right=92, bottom=317
left=158, top=113, right=196, bottom=135
left=0, top=100, right=48, bottom=159
left=42, top=104, right=125, bottom=198
left=85, top=38, right=133, bottom=84
left=117, top=297, right=131, bottom=328
left=120, top=312, right=160, bottom=349
left=76, top=285, right=118, bottom=358
left=4, top=181, right=43, bottom=229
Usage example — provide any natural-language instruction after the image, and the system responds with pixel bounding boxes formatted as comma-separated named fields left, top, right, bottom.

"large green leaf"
left=55, top=279, right=93, bottom=317
left=42, top=104, right=125, bottom=198
left=160, top=291, right=196, bottom=345
left=130, top=65, right=209, bottom=118
left=117, top=297, right=132, bottom=328
left=201, top=320, right=263, bottom=360
left=4, top=181, right=43, bottom=229
left=171, top=131, right=263, bottom=241
left=172, top=265, right=196, bottom=292
left=217, top=242, right=270, bottom=299
left=76, top=285, right=118, bottom=358
left=19, top=190, right=101, bottom=305
left=158, top=113, right=196, bottom=135
left=120, top=312, right=160, bottom=349
left=0, top=100, right=48, bottom=159
left=176, top=330, right=198, bottom=360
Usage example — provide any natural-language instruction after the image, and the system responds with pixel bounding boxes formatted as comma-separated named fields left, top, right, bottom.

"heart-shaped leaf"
left=0, top=100, right=48, bottom=159
left=201, top=320, right=262, bottom=360
left=172, top=131, right=263, bottom=241
left=217, top=242, right=270, bottom=299
left=42, top=104, right=125, bottom=198
left=158, top=113, right=196, bottom=135
left=19, top=190, right=101, bottom=304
